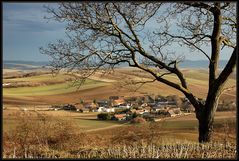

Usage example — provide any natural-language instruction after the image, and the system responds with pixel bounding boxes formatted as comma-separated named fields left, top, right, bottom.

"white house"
left=97, top=107, right=106, bottom=112
left=104, top=108, right=115, bottom=113
left=141, top=103, right=148, bottom=107
left=126, top=104, right=131, bottom=109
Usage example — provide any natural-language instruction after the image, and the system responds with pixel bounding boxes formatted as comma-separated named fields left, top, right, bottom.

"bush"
left=3, top=111, right=85, bottom=158
left=114, top=108, right=130, bottom=114
left=97, top=113, right=112, bottom=120
left=142, top=115, right=155, bottom=122
left=131, top=116, right=146, bottom=124
left=217, top=102, right=236, bottom=111
left=132, top=112, right=138, bottom=118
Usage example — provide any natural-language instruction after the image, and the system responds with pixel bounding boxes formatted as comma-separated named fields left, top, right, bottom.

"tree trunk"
left=196, top=103, right=217, bottom=143
left=198, top=117, right=214, bottom=143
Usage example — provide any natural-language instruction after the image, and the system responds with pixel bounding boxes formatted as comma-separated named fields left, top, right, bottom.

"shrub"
left=3, top=111, right=85, bottom=158
left=131, top=117, right=146, bottom=124
left=217, top=102, right=236, bottom=111
left=114, top=108, right=130, bottom=114
left=97, top=113, right=111, bottom=120
left=132, top=112, right=138, bottom=118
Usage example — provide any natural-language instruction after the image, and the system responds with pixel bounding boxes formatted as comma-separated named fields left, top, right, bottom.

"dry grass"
left=3, top=141, right=236, bottom=159
left=72, top=142, right=236, bottom=159
left=3, top=111, right=237, bottom=159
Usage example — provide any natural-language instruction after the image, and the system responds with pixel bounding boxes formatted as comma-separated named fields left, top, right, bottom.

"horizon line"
left=3, top=59, right=231, bottom=62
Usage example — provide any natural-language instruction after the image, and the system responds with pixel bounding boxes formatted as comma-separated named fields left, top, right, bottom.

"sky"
left=3, top=2, right=235, bottom=62
left=3, top=2, right=65, bottom=61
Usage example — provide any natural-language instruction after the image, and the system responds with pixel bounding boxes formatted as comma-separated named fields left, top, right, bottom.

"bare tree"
left=40, top=2, right=237, bottom=143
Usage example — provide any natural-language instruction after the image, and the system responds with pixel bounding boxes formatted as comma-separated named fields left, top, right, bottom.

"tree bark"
left=196, top=100, right=218, bottom=143
left=198, top=116, right=214, bottom=143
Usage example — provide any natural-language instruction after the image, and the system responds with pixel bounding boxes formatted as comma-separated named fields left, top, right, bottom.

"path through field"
left=85, top=122, right=129, bottom=132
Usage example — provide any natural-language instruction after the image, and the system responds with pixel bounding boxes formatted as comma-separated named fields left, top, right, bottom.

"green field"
left=3, top=117, right=121, bottom=132
left=3, top=110, right=123, bottom=133
left=3, top=80, right=108, bottom=97
left=3, top=110, right=235, bottom=134
left=160, top=117, right=235, bottom=130
left=3, top=69, right=236, bottom=100
left=3, top=73, right=72, bottom=83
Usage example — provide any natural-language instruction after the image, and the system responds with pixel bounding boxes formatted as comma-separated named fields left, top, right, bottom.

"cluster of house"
left=50, top=95, right=195, bottom=120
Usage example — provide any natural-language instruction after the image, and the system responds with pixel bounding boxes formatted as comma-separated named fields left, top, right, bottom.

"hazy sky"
left=3, top=3, right=65, bottom=61
left=3, top=2, right=234, bottom=62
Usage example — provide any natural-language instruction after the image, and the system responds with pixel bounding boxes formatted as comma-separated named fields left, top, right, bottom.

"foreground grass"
left=73, top=142, right=236, bottom=159
left=3, top=110, right=236, bottom=159
left=3, top=142, right=236, bottom=159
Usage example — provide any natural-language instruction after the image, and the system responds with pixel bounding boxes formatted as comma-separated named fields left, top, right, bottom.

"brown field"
left=3, top=68, right=236, bottom=105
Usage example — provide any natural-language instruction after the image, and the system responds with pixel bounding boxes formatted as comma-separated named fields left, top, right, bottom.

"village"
left=47, top=94, right=196, bottom=122
left=3, top=92, right=235, bottom=123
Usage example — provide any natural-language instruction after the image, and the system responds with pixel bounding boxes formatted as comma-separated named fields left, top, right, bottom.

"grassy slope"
left=161, top=117, right=235, bottom=130
left=3, top=68, right=236, bottom=103
left=3, top=110, right=235, bottom=146
left=3, top=81, right=108, bottom=97
left=3, top=109, right=235, bottom=133
left=121, top=68, right=236, bottom=98
left=3, top=74, right=72, bottom=83
left=3, top=110, right=122, bottom=132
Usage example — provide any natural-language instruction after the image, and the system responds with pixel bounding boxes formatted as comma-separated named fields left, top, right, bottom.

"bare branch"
left=158, top=32, right=211, bottom=61
left=215, top=46, right=237, bottom=88
left=131, top=78, right=157, bottom=92
left=183, top=2, right=216, bottom=13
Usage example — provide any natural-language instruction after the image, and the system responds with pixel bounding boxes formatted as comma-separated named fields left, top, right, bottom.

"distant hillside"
left=3, top=60, right=49, bottom=70
left=3, top=60, right=229, bottom=70
left=178, top=60, right=228, bottom=69
left=115, top=60, right=229, bottom=69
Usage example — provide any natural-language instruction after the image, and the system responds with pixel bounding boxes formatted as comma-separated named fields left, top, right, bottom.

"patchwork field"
left=3, top=67, right=236, bottom=105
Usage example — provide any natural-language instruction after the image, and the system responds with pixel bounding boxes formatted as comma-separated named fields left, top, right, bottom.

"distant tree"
left=97, top=113, right=111, bottom=120
left=93, top=99, right=97, bottom=104
left=80, top=99, right=84, bottom=104
left=136, top=97, right=144, bottom=105
left=154, top=95, right=160, bottom=102
left=41, top=2, right=236, bottom=143
left=144, top=95, right=154, bottom=103
left=114, top=108, right=130, bottom=114
left=132, top=112, right=138, bottom=119
left=217, top=101, right=236, bottom=111
left=132, top=106, right=139, bottom=110
left=171, top=95, right=183, bottom=108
